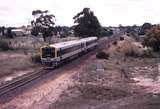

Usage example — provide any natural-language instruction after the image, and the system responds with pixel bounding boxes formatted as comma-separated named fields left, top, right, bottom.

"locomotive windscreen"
left=42, top=47, right=55, bottom=58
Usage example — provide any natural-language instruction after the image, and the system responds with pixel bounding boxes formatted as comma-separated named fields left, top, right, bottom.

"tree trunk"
left=43, top=35, right=46, bottom=42
left=153, top=44, right=159, bottom=52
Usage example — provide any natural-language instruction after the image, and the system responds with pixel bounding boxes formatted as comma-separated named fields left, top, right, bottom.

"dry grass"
left=76, top=84, right=131, bottom=100
left=50, top=58, right=135, bottom=109
left=50, top=48, right=160, bottom=109
left=0, top=51, right=39, bottom=77
left=107, top=35, right=152, bottom=57
left=0, top=36, right=43, bottom=78
left=50, top=84, right=131, bottom=109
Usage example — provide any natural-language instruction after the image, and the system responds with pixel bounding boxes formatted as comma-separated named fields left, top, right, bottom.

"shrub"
left=31, top=53, right=41, bottom=63
left=139, top=22, right=152, bottom=35
left=142, top=48, right=154, bottom=58
left=96, top=51, right=109, bottom=59
left=112, top=41, right=117, bottom=45
left=126, top=33, right=130, bottom=36
left=0, top=39, right=10, bottom=51
left=143, top=25, right=160, bottom=52
left=124, top=49, right=139, bottom=57
left=120, top=36, right=124, bottom=41
left=124, top=47, right=153, bottom=58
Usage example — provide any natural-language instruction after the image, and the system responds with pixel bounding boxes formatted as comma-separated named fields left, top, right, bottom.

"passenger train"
left=40, top=37, right=98, bottom=67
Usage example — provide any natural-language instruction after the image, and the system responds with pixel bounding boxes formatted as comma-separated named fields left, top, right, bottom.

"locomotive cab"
left=40, top=45, right=57, bottom=65
left=42, top=47, right=55, bottom=58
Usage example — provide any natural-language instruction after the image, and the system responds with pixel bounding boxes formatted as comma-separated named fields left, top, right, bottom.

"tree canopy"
left=31, top=10, right=56, bottom=42
left=143, top=25, right=160, bottom=51
left=139, top=23, right=152, bottom=35
left=73, top=7, right=101, bottom=37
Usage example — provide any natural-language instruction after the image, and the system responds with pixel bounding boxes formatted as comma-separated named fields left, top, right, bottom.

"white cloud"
left=0, top=0, right=160, bottom=27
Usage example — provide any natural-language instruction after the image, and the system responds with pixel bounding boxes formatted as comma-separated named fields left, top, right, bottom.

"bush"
left=143, top=25, right=160, bottom=52
left=124, top=49, right=139, bottom=57
left=126, top=33, right=130, bottom=36
left=31, top=53, right=41, bottom=63
left=142, top=48, right=154, bottom=58
left=0, top=39, right=10, bottom=51
left=139, top=23, right=152, bottom=35
left=96, top=51, right=109, bottom=59
left=120, top=37, right=124, bottom=41
left=112, top=41, right=117, bottom=45
left=124, top=47, right=153, bottom=58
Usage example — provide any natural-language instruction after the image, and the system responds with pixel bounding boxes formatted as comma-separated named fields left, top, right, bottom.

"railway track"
left=0, top=68, right=52, bottom=96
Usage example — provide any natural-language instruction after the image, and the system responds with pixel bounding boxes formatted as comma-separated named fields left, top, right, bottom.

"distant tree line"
left=0, top=26, right=15, bottom=38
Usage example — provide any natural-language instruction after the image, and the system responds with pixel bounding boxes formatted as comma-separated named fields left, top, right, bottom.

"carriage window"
left=86, top=40, right=96, bottom=46
left=58, top=44, right=81, bottom=56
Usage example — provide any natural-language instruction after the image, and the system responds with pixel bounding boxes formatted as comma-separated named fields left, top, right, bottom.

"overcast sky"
left=0, top=0, right=160, bottom=27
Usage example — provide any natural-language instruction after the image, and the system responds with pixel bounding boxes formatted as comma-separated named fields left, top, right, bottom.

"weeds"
left=120, top=36, right=124, bottom=41
left=77, top=84, right=130, bottom=100
left=0, top=39, right=11, bottom=51
left=112, top=41, right=117, bottom=45
left=31, top=53, right=41, bottom=63
left=96, top=51, right=109, bottom=59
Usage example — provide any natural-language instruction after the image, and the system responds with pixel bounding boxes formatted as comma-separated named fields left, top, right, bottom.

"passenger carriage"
left=40, top=37, right=97, bottom=67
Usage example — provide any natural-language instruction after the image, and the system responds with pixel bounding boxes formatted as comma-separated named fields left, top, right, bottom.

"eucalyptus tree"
left=31, top=10, right=56, bottom=42
left=73, top=7, right=101, bottom=37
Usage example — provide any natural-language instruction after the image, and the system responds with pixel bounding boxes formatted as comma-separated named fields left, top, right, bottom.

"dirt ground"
left=48, top=56, right=160, bottom=109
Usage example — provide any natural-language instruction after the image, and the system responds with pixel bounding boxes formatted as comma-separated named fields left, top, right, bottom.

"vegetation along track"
left=0, top=68, right=52, bottom=96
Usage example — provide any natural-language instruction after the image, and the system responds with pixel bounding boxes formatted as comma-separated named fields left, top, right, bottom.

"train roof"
left=46, top=37, right=97, bottom=49
left=49, top=40, right=80, bottom=49
left=79, top=37, right=97, bottom=42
